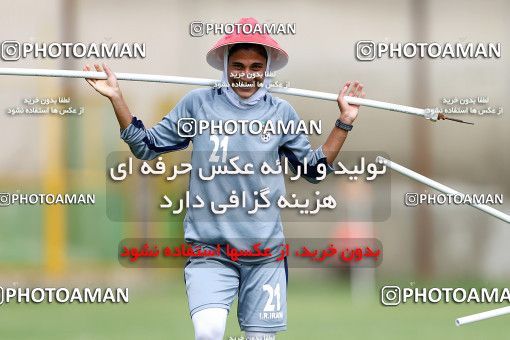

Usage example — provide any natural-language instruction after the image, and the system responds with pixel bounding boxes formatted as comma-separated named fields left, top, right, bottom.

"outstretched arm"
left=84, top=62, right=193, bottom=160
left=83, top=63, right=133, bottom=130
left=322, top=81, right=365, bottom=165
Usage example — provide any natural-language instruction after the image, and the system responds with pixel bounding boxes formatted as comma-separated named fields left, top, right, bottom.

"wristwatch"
left=335, top=118, right=353, bottom=132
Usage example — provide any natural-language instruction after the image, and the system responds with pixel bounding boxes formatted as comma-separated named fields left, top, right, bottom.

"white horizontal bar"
left=376, top=156, right=510, bottom=224
left=456, top=305, right=510, bottom=326
left=0, top=67, right=434, bottom=120
left=271, top=87, right=427, bottom=117
left=0, top=67, right=217, bottom=86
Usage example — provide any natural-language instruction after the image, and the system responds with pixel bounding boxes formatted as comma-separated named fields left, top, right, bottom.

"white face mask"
left=220, top=45, right=272, bottom=110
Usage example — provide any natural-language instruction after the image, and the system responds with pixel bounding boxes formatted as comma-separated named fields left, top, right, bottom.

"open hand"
left=83, top=63, right=121, bottom=99
left=337, top=81, right=365, bottom=125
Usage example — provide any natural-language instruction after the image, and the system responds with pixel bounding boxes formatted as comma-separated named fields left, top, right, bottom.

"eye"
left=230, top=63, right=243, bottom=71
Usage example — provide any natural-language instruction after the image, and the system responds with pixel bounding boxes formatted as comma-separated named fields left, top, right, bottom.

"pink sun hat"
left=206, top=17, right=289, bottom=71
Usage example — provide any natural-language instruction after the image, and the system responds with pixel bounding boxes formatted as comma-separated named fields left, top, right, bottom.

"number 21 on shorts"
left=263, top=283, right=281, bottom=312
left=260, top=283, right=284, bottom=320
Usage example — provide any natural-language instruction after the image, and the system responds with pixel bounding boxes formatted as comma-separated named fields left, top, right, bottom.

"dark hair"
left=228, top=43, right=268, bottom=61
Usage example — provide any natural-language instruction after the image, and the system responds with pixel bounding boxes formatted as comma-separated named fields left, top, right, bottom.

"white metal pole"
left=376, top=156, right=510, bottom=224
left=0, top=67, right=437, bottom=121
left=456, top=306, right=510, bottom=326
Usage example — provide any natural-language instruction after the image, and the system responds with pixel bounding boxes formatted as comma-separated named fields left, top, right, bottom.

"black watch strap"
left=335, top=118, right=353, bottom=131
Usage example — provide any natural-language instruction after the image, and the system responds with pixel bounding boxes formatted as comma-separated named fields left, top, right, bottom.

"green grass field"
left=0, top=275, right=508, bottom=340
left=1, top=198, right=508, bottom=339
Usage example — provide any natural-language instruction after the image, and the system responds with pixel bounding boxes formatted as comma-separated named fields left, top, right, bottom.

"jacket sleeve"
left=278, top=102, right=336, bottom=184
left=119, top=92, right=194, bottom=160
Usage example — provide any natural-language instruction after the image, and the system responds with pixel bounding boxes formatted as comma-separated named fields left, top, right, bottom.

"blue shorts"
left=184, top=255, right=288, bottom=332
